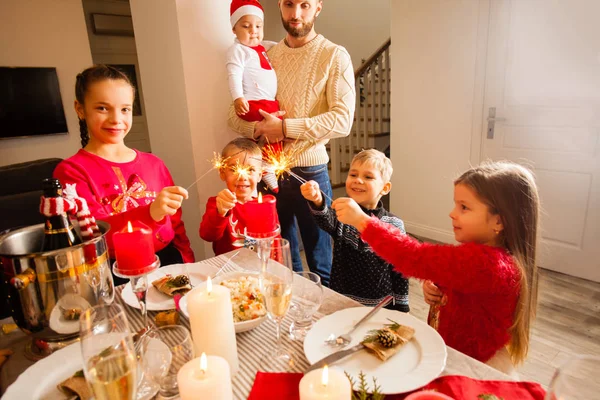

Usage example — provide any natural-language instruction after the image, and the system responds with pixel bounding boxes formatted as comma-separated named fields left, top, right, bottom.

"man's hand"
left=150, top=186, right=189, bottom=222
left=216, top=189, right=237, bottom=216
left=234, top=97, right=250, bottom=116
left=255, top=109, right=286, bottom=142
left=300, top=180, right=323, bottom=207
left=331, top=197, right=370, bottom=230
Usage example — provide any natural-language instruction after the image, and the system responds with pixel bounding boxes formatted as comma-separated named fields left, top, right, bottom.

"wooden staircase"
left=328, top=39, right=391, bottom=187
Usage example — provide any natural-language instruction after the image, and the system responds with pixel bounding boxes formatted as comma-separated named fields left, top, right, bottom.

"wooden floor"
left=407, top=268, right=600, bottom=387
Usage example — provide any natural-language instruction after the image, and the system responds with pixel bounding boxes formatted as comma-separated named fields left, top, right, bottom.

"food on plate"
left=152, top=274, right=192, bottom=296
left=61, top=307, right=83, bottom=321
left=57, top=370, right=92, bottom=400
left=362, top=319, right=416, bottom=361
left=219, top=276, right=266, bottom=322
left=155, top=310, right=180, bottom=327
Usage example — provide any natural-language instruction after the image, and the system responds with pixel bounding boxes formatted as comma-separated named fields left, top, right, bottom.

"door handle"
left=486, top=107, right=505, bottom=139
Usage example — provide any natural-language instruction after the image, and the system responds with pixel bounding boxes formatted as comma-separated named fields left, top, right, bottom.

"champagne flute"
left=545, top=354, right=600, bottom=399
left=80, top=304, right=138, bottom=400
left=258, top=238, right=295, bottom=371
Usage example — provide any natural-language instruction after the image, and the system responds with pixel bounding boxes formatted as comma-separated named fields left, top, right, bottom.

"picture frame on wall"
left=108, top=64, right=142, bottom=116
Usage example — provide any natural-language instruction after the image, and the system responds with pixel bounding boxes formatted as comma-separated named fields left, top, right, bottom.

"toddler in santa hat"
left=227, top=0, right=282, bottom=193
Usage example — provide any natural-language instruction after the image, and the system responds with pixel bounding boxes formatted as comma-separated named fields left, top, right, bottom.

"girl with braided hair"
left=54, top=65, right=194, bottom=283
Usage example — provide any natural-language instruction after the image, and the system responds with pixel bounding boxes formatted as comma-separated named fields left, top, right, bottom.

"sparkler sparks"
left=186, top=152, right=231, bottom=190
left=263, top=140, right=333, bottom=202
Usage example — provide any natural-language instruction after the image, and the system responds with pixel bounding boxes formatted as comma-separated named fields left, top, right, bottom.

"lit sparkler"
left=263, top=140, right=333, bottom=203
left=186, top=152, right=230, bottom=190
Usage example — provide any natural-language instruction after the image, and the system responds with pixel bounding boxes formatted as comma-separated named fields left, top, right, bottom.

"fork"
left=324, top=295, right=394, bottom=347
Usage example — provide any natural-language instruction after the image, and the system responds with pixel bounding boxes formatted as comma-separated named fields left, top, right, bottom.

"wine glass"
left=139, top=325, right=194, bottom=399
left=289, top=271, right=323, bottom=341
left=79, top=304, right=138, bottom=400
left=258, top=238, right=295, bottom=371
left=545, top=354, right=600, bottom=399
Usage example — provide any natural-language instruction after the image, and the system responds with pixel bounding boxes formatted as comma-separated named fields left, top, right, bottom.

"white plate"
left=3, top=339, right=164, bottom=400
left=121, top=262, right=218, bottom=311
left=179, top=271, right=267, bottom=333
left=4, top=343, right=83, bottom=400
left=304, top=307, right=447, bottom=394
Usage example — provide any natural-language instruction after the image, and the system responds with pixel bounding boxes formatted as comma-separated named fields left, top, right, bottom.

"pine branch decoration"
left=345, top=371, right=385, bottom=400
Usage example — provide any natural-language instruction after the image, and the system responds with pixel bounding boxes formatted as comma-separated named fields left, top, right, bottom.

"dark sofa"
left=0, top=158, right=62, bottom=318
left=0, top=158, right=62, bottom=232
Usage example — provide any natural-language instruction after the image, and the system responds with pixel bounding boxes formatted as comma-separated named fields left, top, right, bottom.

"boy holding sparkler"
left=200, top=138, right=280, bottom=255
left=300, top=149, right=409, bottom=311
left=227, top=0, right=281, bottom=193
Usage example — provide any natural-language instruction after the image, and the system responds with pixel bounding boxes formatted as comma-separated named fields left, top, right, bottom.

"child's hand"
left=331, top=197, right=370, bottom=231
left=234, top=97, right=250, bottom=116
left=150, top=186, right=189, bottom=222
left=423, top=280, right=448, bottom=306
left=300, top=180, right=323, bottom=206
left=216, top=189, right=237, bottom=216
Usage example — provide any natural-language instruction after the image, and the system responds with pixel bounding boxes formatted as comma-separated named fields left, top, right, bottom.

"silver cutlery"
left=306, top=343, right=366, bottom=372
left=324, top=295, right=393, bottom=347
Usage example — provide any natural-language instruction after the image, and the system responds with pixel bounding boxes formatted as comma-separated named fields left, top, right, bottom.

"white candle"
left=299, top=366, right=352, bottom=400
left=177, top=353, right=233, bottom=400
left=188, top=277, right=239, bottom=375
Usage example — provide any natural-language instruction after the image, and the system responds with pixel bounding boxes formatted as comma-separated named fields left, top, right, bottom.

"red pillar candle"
left=113, top=221, right=156, bottom=276
left=245, top=193, right=278, bottom=236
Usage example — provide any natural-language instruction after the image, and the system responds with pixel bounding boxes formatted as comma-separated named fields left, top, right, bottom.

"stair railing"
left=329, top=38, right=391, bottom=186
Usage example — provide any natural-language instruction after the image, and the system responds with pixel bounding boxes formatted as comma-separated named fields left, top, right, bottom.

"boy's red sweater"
left=362, top=217, right=521, bottom=363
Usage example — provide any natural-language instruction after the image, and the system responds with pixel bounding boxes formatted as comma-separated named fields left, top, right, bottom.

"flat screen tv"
left=0, top=67, right=68, bottom=139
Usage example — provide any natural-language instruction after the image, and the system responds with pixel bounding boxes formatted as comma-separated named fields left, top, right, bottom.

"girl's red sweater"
left=362, top=217, right=520, bottom=363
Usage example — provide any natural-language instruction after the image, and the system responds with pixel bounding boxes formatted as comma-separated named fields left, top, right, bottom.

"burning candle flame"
left=258, top=192, right=263, bottom=203
left=127, top=221, right=133, bottom=233
left=321, top=365, right=329, bottom=386
left=206, top=276, right=212, bottom=295
left=200, top=352, right=207, bottom=374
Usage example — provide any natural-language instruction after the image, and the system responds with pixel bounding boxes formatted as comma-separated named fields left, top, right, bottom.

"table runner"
left=116, top=253, right=320, bottom=400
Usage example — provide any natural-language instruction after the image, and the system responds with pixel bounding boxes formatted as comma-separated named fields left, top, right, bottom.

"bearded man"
left=228, top=0, right=356, bottom=286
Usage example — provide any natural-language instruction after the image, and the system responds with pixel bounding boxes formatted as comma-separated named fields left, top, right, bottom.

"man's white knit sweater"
left=228, top=34, right=356, bottom=167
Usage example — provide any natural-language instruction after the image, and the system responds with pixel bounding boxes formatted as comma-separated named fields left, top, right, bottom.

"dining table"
left=0, top=248, right=513, bottom=399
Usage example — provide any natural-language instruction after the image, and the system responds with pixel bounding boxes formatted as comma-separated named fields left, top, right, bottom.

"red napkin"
left=247, top=372, right=302, bottom=400
left=389, top=375, right=547, bottom=400
left=247, top=372, right=546, bottom=400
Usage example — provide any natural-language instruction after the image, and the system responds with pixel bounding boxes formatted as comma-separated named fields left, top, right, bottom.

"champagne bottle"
left=41, top=178, right=82, bottom=251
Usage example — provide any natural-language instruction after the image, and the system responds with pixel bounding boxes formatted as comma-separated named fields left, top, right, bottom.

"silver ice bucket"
left=0, top=221, right=114, bottom=359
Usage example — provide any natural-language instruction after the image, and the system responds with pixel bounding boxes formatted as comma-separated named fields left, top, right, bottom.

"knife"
left=305, top=343, right=366, bottom=372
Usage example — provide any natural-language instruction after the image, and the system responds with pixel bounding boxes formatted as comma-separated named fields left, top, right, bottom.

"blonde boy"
left=301, top=149, right=409, bottom=311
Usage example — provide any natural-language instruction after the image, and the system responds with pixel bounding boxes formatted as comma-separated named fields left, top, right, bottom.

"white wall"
left=0, top=0, right=93, bottom=166
left=81, top=0, right=152, bottom=153
left=130, top=0, right=235, bottom=260
left=262, top=0, right=390, bottom=70
left=389, top=0, right=483, bottom=243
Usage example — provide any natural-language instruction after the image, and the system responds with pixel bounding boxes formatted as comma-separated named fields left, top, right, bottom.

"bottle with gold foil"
left=40, top=178, right=82, bottom=251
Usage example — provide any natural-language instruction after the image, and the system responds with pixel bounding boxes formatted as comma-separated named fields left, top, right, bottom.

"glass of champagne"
left=259, top=238, right=295, bottom=372
left=80, top=304, right=138, bottom=400
left=545, top=355, right=600, bottom=400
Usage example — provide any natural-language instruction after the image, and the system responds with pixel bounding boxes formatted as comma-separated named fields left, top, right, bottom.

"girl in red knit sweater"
left=54, top=65, right=195, bottom=284
left=332, top=161, right=539, bottom=374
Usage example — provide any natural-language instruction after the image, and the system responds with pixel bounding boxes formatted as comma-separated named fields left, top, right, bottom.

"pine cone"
left=169, top=275, right=190, bottom=287
left=377, top=329, right=398, bottom=348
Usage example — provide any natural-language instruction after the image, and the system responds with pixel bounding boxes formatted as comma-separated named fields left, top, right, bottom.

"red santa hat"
left=230, top=0, right=264, bottom=28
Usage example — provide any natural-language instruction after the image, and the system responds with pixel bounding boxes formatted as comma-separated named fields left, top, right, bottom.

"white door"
left=481, top=0, right=600, bottom=282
